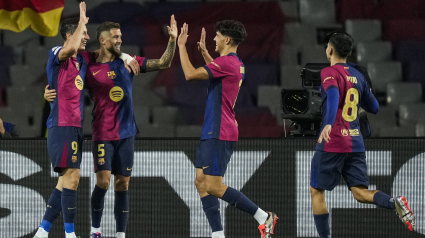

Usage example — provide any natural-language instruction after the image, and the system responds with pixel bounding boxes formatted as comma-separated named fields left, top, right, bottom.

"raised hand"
left=197, top=27, right=207, bottom=53
left=178, top=23, right=189, bottom=47
left=167, top=15, right=178, bottom=40
left=79, top=1, right=89, bottom=25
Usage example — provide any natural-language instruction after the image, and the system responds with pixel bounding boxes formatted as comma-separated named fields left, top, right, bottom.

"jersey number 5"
left=342, top=88, right=359, bottom=122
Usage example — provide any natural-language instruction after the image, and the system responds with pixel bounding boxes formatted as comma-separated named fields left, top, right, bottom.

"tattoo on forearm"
left=146, top=41, right=176, bottom=72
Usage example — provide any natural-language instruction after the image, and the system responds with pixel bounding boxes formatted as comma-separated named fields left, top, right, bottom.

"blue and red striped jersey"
left=316, top=63, right=378, bottom=152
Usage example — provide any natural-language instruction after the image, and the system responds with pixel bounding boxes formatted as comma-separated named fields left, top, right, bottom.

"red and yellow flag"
left=0, top=0, right=64, bottom=37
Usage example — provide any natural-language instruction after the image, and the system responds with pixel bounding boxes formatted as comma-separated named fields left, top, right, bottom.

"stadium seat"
left=395, top=41, right=425, bottom=64
left=280, top=65, right=303, bottom=89
left=44, top=35, right=64, bottom=49
left=241, top=63, right=279, bottom=101
left=0, top=65, right=11, bottom=88
left=175, top=125, right=202, bottom=138
left=415, top=123, right=425, bottom=137
left=399, top=103, right=425, bottom=126
left=0, top=46, right=16, bottom=66
left=300, top=45, right=328, bottom=66
left=405, top=61, right=425, bottom=82
left=258, top=85, right=282, bottom=115
left=10, top=64, right=45, bottom=87
left=356, top=41, right=392, bottom=66
left=367, top=61, right=402, bottom=93
left=387, top=82, right=422, bottom=109
left=367, top=106, right=396, bottom=137
left=133, top=106, right=150, bottom=127
left=345, top=19, right=382, bottom=42
left=171, top=84, right=208, bottom=107
left=3, top=29, right=39, bottom=46
left=133, top=87, right=165, bottom=107
left=152, top=106, right=179, bottom=126
left=280, top=44, right=298, bottom=66
left=235, top=86, right=255, bottom=108
left=378, top=125, right=416, bottom=137
left=384, top=20, right=425, bottom=44
left=284, top=23, right=317, bottom=50
left=279, top=1, right=298, bottom=20
left=299, top=0, right=336, bottom=26
left=133, top=71, right=159, bottom=91
left=137, top=124, right=175, bottom=137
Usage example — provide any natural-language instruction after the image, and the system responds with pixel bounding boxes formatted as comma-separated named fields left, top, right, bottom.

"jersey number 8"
left=342, top=88, right=359, bottom=122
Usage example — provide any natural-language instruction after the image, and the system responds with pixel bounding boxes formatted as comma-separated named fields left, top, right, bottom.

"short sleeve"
left=202, top=56, right=230, bottom=81
left=79, top=50, right=95, bottom=65
left=48, top=46, right=63, bottom=66
left=321, top=67, right=338, bottom=92
left=132, top=55, right=147, bottom=73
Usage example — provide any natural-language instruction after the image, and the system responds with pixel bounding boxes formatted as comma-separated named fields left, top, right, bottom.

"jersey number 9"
left=342, top=88, right=359, bottom=122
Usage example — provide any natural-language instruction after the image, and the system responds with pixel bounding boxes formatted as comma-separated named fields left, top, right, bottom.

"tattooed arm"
left=146, top=15, right=177, bottom=72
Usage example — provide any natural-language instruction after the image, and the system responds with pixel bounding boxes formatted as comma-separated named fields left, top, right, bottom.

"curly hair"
left=329, top=33, right=354, bottom=58
left=60, top=17, right=79, bottom=40
left=215, top=20, right=247, bottom=46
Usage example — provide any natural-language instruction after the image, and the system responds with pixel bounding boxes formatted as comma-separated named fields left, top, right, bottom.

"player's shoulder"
left=49, top=46, right=63, bottom=56
left=321, top=65, right=339, bottom=77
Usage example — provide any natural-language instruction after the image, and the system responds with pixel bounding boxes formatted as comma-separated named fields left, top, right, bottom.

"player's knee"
left=96, top=179, right=110, bottom=190
left=194, top=178, right=203, bottom=189
left=205, top=183, right=220, bottom=196
left=115, top=179, right=129, bottom=191
left=310, top=186, right=323, bottom=197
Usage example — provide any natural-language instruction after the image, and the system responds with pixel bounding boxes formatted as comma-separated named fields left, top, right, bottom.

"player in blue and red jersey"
left=34, top=3, right=89, bottom=238
left=178, top=21, right=277, bottom=238
left=84, top=17, right=177, bottom=238
left=310, top=32, right=416, bottom=238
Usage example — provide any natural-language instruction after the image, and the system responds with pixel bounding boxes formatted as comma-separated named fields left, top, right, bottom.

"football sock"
left=201, top=195, right=223, bottom=233
left=117, top=232, right=125, bottom=238
left=115, top=191, right=129, bottom=233
left=62, top=188, right=76, bottom=234
left=221, top=187, right=258, bottom=216
left=253, top=208, right=269, bottom=225
left=39, top=188, right=62, bottom=232
left=373, top=191, right=396, bottom=209
left=91, top=185, right=108, bottom=229
left=212, top=230, right=225, bottom=238
left=313, top=213, right=330, bottom=238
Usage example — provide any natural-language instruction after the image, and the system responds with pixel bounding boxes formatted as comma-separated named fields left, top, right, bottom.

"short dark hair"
left=60, top=17, right=79, bottom=40
left=328, top=32, right=354, bottom=58
left=97, top=21, right=121, bottom=44
left=215, top=20, right=247, bottom=46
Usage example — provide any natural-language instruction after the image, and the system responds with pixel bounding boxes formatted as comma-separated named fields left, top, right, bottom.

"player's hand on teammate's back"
left=124, top=57, right=140, bottom=75
left=318, top=124, right=332, bottom=143
left=79, top=1, right=89, bottom=25
left=197, top=28, right=207, bottom=53
left=178, top=23, right=189, bottom=47
left=44, top=85, right=56, bottom=102
left=167, top=15, right=178, bottom=41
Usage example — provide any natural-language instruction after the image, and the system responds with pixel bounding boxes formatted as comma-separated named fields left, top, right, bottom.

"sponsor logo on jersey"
left=341, top=129, right=360, bottom=136
left=75, top=75, right=84, bottom=90
left=109, top=86, right=124, bottom=102
left=107, top=71, right=116, bottom=79
left=98, top=158, right=105, bottom=165
left=72, top=156, right=77, bottom=163
left=341, top=129, right=349, bottom=136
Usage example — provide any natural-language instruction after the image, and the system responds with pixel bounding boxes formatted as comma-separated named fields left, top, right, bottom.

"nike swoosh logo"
left=127, top=168, right=132, bottom=171
left=202, top=166, right=209, bottom=169
left=93, top=70, right=101, bottom=75
left=123, top=210, right=129, bottom=213
left=68, top=207, right=76, bottom=210
left=94, top=208, right=102, bottom=211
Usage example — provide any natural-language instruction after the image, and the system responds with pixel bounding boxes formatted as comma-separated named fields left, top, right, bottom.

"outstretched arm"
left=146, top=15, right=177, bottom=72
left=178, top=23, right=209, bottom=81
left=197, top=27, right=213, bottom=65
left=58, top=2, right=89, bottom=61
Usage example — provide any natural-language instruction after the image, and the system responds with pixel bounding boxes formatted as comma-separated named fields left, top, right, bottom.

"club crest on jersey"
left=107, top=71, right=116, bottom=79
left=341, top=129, right=349, bottom=136
left=75, top=75, right=84, bottom=90
left=98, top=158, right=105, bottom=165
left=75, top=62, right=80, bottom=71
left=109, top=86, right=124, bottom=102
left=72, top=156, right=77, bottom=163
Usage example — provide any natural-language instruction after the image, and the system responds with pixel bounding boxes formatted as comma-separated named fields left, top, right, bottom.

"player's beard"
left=108, top=44, right=122, bottom=58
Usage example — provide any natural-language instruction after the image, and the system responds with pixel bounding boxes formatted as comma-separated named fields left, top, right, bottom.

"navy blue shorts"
left=195, top=139, right=236, bottom=176
left=47, top=127, right=83, bottom=174
left=93, top=137, right=134, bottom=176
left=310, top=151, right=369, bottom=191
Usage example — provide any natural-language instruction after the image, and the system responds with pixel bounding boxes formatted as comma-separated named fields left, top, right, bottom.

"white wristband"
left=119, top=53, right=134, bottom=63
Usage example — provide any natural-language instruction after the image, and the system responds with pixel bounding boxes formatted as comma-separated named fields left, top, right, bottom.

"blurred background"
left=1, top=0, right=425, bottom=138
